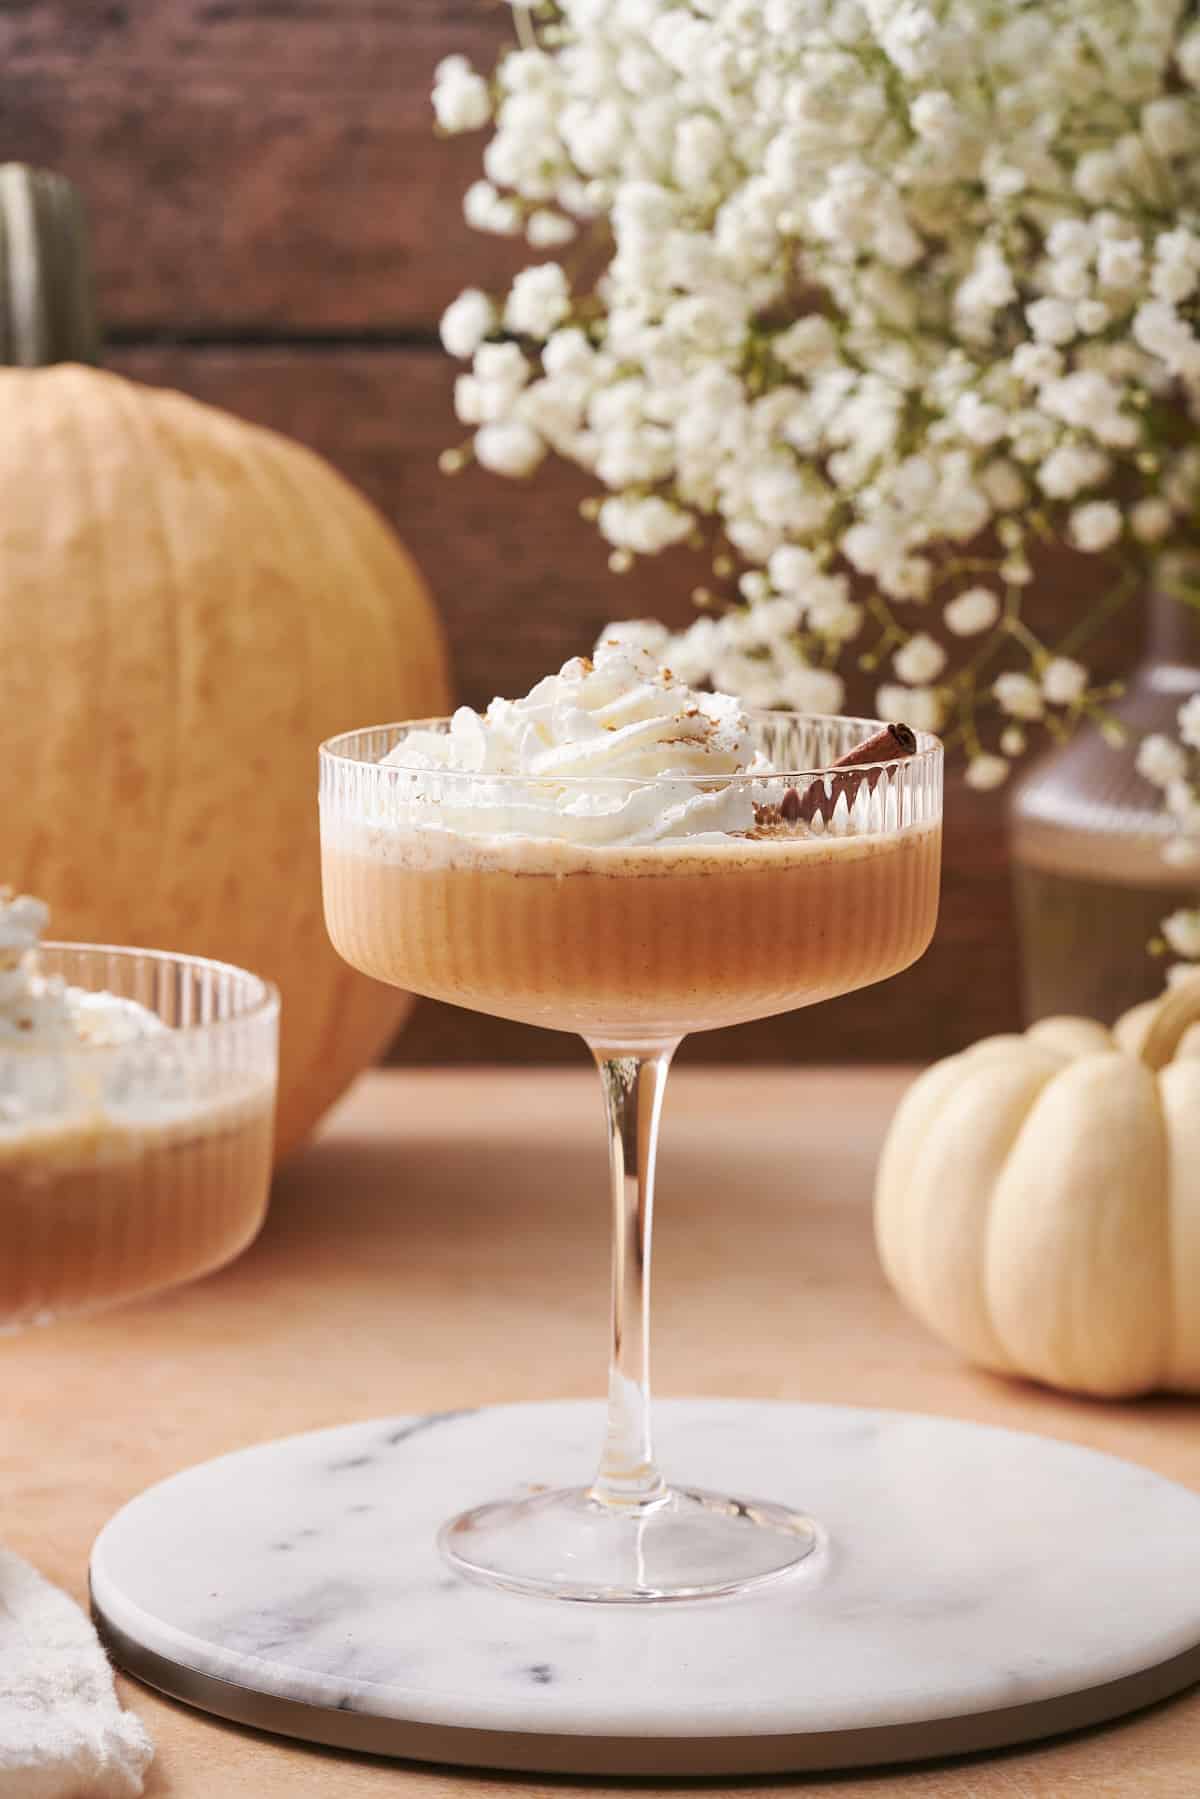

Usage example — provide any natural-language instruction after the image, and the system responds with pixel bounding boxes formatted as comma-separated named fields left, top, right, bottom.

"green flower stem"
left=1055, top=562, right=1143, bottom=658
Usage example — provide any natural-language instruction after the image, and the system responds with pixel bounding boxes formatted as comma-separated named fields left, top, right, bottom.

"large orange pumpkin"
left=0, top=363, right=450, bottom=1157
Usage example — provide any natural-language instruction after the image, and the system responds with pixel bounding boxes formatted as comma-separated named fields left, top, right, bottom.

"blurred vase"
left=1009, top=588, right=1200, bottom=1025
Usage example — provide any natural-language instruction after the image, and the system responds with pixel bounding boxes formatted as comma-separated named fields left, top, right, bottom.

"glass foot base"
left=439, top=1484, right=819, bottom=1603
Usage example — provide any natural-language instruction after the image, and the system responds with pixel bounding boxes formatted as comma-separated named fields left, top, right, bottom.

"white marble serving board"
left=90, top=1401, right=1200, bottom=1775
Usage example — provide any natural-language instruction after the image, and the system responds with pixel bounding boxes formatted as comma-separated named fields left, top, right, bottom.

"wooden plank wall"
left=3, top=1, right=1144, bottom=1065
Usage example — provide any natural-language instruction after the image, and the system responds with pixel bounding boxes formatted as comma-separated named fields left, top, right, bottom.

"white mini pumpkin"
left=875, top=978, right=1200, bottom=1398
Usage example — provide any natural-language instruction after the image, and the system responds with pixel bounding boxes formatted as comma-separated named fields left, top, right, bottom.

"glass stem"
left=586, top=1043, right=679, bottom=1514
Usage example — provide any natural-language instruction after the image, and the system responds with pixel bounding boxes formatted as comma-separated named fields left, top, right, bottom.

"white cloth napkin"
left=0, top=1546, right=152, bottom=1798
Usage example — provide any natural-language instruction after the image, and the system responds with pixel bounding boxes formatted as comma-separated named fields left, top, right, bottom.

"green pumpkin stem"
left=0, top=164, right=101, bottom=368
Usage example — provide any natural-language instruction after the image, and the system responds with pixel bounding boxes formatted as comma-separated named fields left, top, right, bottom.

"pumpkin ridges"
left=874, top=1039, right=1064, bottom=1311
left=1112, top=996, right=1163, bottom=1059
left=257, top=389, right=452, bottom=1144
left=39, top=368, right=126, bottom=909
left=874, top=1055, right=972, bottom=1305
left=110, top=363, right=186, bottom=902
left=1131, top=973, right=1200, bottom=1071
left=99, top=365, right=219, bottom=922
left=1159, top=1060, right=1200, bottom=1392
left=123, top=380, right=251, bottom=953
left=0, top=363, right=449, bottom=1158
left=1026, top=1016, right=1113, bottom=1059
left=218, top=388, right=452, bottom=1145
left=263, top=437, right=436, bottom=1137
left=222, top=389, right=326, bottom=967
left=227, top=394, right=409, bottom=1151
left=189, top=386, right=404, bottom=1152
left=892, top=1052, right=1062, bottom=1373
left=17, top=367, right=68, bottom=894
left=876, top=985, right=1200, bottom=1399
left=959, top=1034, right=1047, bottom=1061
left=984, top=1054, right=1171, bottom=1398
left=10, top=372, right=57, bottom=892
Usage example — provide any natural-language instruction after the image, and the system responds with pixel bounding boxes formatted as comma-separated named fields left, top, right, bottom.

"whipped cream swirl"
left=378, top=639, right=772, bottom=846
left=0, top=891, right=165, bottom=1051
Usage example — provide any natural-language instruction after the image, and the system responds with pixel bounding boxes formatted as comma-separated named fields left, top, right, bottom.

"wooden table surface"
left=7, top=1066, right=1199, bottom=1797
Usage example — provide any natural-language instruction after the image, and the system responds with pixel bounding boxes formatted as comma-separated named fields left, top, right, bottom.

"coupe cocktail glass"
left=320, top=714, right=942, bottom=1602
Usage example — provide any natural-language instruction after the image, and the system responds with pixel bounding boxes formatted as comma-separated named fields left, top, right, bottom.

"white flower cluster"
left=1138, top=695, right=1200, bottom=860
left=434, top=0, right=1200, bottom=882
left=1137, top=692, right=1200, bottom=979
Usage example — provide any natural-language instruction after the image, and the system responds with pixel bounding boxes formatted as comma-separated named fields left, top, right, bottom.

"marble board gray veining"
left=90, top=1400, right=1200, bottom=1775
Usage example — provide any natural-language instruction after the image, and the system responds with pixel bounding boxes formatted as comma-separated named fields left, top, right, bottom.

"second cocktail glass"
left=320, top=710, right=942, bottom=1602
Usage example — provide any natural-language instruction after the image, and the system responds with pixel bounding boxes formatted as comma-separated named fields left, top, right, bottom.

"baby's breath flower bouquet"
left=433, top=0, right=1200, bottom=977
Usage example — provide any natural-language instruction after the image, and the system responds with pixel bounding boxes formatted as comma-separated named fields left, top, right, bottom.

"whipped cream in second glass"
left=0, top=893, right=164, bottom=1051
left=376, top=638, right=775, bottom=848
left=0, top=891, right=183, bottom=1137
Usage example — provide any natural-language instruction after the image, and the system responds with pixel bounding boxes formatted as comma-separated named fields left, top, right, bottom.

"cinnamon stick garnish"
left=786, top=722, right=918, bottom=826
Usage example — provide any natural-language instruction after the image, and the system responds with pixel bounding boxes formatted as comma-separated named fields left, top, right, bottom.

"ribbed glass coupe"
left=320, top=711, right=942, bottom=1602
left=0, top=944, right=278, bottom=1329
